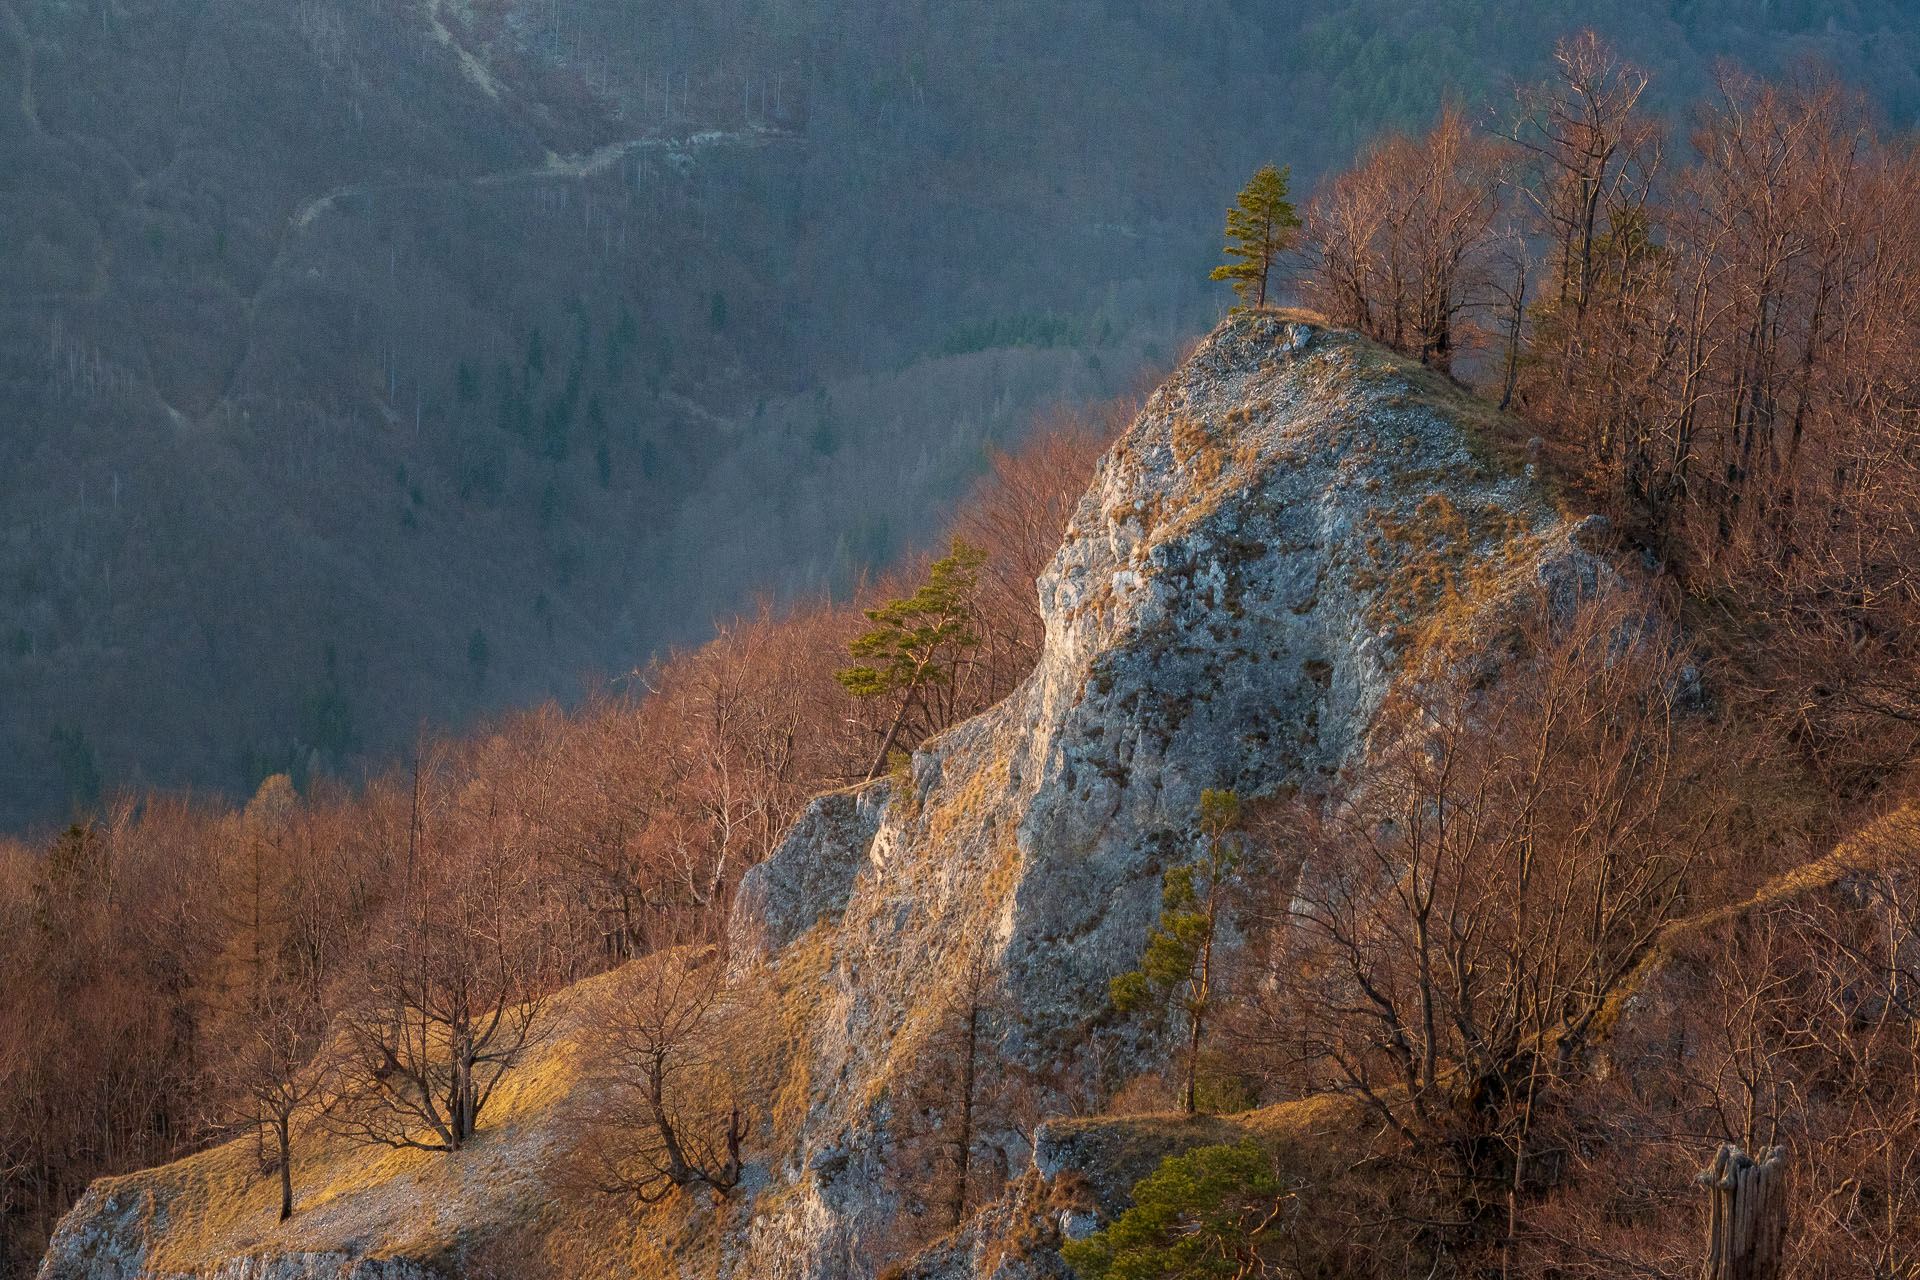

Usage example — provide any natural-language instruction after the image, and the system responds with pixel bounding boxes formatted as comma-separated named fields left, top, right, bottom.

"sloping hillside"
left=5, top=0, right=1917, bottom=824
left=36, top=313, right=1627, bottom=1278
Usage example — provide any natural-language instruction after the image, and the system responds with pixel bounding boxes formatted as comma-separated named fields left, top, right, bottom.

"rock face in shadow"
left=35, top=314, right=1606, bottom=1280
left=728, top=780, right=896, bottom=977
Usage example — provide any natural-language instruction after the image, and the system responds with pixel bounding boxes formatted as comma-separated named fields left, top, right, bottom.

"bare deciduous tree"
left=1527, top=809, right=1920, bottom=1280
left=951, top=409, right=1118, bottom=698
left=1304, top=107, right=1510, bottom=373
left=331, top=779, right=552, bottom=1152
left=1508, top=32, right=1661, bottom=324
left=221, top=988, right=332, bottom=1222
left=577, top=945, right=749, bottom=1203
left=1238, top=592, right=1721, bottom=1261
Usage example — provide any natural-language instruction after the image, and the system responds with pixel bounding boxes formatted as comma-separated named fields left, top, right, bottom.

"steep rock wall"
left=726, top=312, right=1600, bottom=1276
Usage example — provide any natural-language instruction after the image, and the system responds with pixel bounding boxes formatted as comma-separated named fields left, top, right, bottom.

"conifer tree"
left=836, top=538, right=986, bottom=781
left=1060, top=1140, right=1284, bottom=1280
left=1112, top=789, right=1241, bottom=1114
left=1210, top=165, right=1301, bottom=311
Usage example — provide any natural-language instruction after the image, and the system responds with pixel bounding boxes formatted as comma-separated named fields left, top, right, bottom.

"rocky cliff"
left=36, top=312, right=1603, bottom=1280
left=723, top=310, right=1598, bottom=1278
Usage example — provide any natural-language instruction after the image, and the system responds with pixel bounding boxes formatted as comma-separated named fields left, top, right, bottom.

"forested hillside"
left=11, top=23, right=1920, bottom=1277
left=3, top=0, right=1917, bottom=825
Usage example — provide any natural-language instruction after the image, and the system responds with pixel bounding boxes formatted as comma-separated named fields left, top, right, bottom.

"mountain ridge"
left=7, top=0, right=1918, bottom=826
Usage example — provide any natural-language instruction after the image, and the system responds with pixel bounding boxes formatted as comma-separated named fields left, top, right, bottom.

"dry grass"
left=97, top=937, right=847, bottom=1280
left=1593, top=803, right=1920, bottom=1042
left=1353, top=492, right=1540, bottom=650
left=114, top=970, right=616, bottom=1274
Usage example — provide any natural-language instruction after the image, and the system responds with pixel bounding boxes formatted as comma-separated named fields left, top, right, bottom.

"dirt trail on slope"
left=426, top=0, right=500, bottom=100
left=215, top=126, right=797, bottom=423
left=292, top=124, right=792, bottom=229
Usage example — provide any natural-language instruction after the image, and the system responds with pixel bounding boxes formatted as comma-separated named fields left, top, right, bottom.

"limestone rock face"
left=37, top=1183, right=439, bottom=1280
left=35, top=314, right=1600, bottom=1280
left=727, top=780, right=895, bottom=978
left=724, top=313, right=1600, bottom=1277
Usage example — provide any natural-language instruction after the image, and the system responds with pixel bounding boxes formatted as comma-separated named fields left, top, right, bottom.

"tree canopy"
left=1061, top=1140, right=1285, bottom=1280
left=835, top=537, right=987, bottom=779
left=1210, top=166, right=1301, bottom=311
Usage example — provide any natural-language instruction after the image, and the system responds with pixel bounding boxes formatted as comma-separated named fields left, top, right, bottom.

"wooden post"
left=1697, top=1144, right=1787, bottom=1280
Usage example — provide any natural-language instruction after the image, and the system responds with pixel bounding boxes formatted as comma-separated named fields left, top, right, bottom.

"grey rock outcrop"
left=728, top=780, right=894, bottom=978
left=37, top=1184, right=439, bottom=1280
left=724, top=312, right=1603, bottom=1277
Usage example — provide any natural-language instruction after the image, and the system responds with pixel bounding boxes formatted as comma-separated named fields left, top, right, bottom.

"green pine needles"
left=1209, top=165, right=1300, bottom=312
left=1111, top=789, right=1242, bottom=1115
left=835, top=537, right=986, bottom=781
left=1060, top=1140, right=1285, bottom=1280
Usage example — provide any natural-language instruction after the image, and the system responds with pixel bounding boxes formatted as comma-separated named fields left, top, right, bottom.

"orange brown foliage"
left=0, top=391, right=1127, bottom=1275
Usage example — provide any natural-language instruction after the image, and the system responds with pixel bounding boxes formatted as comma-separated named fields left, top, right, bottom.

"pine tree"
left=1060, top=1140, right=1284, bottom=1280
left=1112, top=789, right=1241, bottom=1114
left=835, top=538, right=986, bottom=781
left=1209, top=165, right=1300, bottom=311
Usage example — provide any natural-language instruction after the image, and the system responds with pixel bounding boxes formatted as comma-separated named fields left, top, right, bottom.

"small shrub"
left=1060, top=1140, right=1283, bottom=1280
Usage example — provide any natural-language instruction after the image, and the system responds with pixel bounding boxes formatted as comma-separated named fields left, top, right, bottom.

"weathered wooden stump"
left=1697, top=1143, right=1788, bottom=1280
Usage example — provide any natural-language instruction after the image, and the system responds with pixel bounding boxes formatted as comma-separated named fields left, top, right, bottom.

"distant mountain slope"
left=1, top=0, right=1914, bottom=826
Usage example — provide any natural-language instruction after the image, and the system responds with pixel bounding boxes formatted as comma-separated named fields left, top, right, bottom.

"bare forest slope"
left=36, top=314, right=1621, bottom=1279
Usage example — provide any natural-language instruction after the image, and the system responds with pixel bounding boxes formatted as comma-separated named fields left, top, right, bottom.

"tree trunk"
left=1182, top=1005, right=1202, bottom=1115
left=649, top=1063, right=693, bottom=1184
left=1698, top=1144, right=1787, bottom=1280
left=1499, top=275, right=1524, bottom=411
left=451, top=1046, right=473, bottom=1148
left=277, top=1118, right=293, bottom=1222
left=950, top=1001, right=979, bottom=1230
left=864, top=689, right=917, bottom=782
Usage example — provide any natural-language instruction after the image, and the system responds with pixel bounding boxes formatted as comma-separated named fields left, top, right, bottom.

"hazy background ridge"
left=1, top=0, right=1914, bottom=827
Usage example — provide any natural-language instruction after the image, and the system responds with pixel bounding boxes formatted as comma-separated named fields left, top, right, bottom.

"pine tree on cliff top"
left=1210, top=164, right=1300, bottom=311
